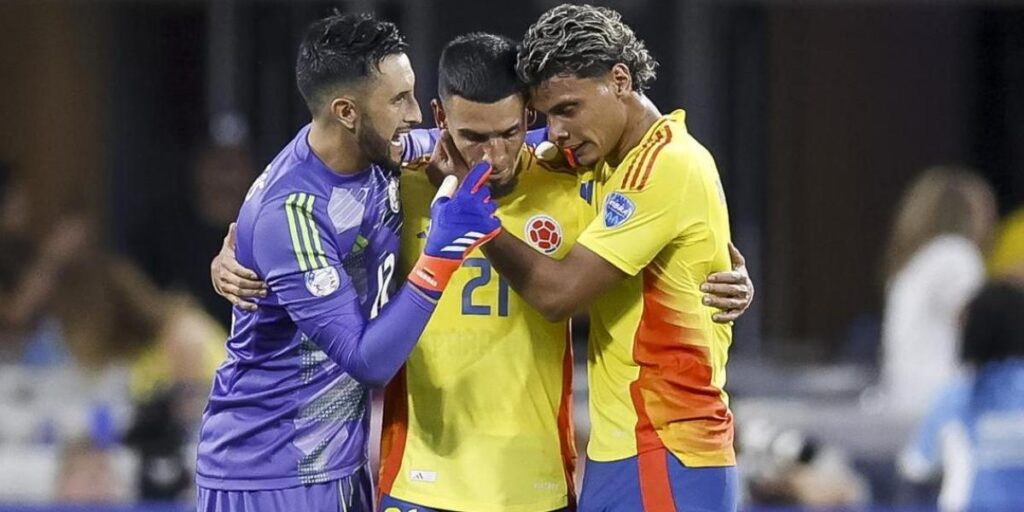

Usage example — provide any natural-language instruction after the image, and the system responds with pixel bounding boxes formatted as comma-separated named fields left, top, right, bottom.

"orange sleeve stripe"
left=556, top=321, right=578, bottom=505
left=376, top=366, right=409, bottom=498
left=636, top=126, right=674, bottom=190
left=626, top=130, right=666, bottom=190
left=620, top=119, right=667, bottom=188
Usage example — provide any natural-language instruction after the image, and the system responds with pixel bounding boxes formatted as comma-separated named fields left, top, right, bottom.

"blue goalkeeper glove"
left=409, top=162, right=502, bottom=296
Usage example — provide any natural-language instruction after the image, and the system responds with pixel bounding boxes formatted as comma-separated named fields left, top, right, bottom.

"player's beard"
left=357, top=116, right=400, bottom=172
left=489, top=173, right=518, bottom=199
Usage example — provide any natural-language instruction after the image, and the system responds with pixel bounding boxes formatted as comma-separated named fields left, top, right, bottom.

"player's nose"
left=404, top=97, right=423, bottom=126
left=548, top=120, right=570, bottom=144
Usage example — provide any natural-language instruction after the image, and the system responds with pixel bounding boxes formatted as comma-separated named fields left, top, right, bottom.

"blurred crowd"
left=0, top=142, right=253, bottom=503
left=1, top=139, right=1023, bottom=510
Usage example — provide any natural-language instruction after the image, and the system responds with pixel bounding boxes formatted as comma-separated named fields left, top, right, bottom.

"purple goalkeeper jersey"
left=196, top=124, right=403, bottom=490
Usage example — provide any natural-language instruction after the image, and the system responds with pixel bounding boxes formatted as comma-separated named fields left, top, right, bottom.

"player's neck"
left=308, top=119, right=370, bottom=175
left=607, top=94, right=661, bottom=167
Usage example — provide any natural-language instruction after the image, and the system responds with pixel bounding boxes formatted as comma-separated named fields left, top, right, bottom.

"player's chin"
left=489, top=173, right=517, bottom=199
left=387, top=135, right=405, bottom=163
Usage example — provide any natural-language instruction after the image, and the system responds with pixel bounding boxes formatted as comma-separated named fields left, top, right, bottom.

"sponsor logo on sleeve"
left=304, top=267, right=340, bottom=297
left=604, top=192, right=636, bottom=228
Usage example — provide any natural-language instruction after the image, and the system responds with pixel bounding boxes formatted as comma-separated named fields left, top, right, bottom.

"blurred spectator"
left=879, top=166, right=997, bottom=417
left=899, top=281, right=1024, bottom=512
left=0, top=161, right=87, bottom=366
left=47, top=247, right=225, bottom=500
left=129, top=143, right=257, bottom=327
left=739, top=418, right=869, bottom=507
left=55, top=438, right=122, bottom=503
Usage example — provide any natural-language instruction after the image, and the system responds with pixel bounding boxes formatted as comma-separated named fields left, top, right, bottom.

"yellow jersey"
left=379, top=145, right=582, bottom=511
left=576, top=110, right=736, bottom=467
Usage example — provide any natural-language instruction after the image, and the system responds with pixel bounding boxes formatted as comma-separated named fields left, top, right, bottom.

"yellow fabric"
left=388, top=146, right=581, bottom=511
left=130, top=303, right=226, bottom=400
left=576, top=110, right=736, bottom=466
left=989, top=207, right=1024, bottom=278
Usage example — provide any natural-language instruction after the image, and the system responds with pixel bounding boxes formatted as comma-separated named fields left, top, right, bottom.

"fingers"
left=706, top=271, right=745, bottom=284
left=728, top=242, right=746, bottom=269
left=222, top=269, right=266, bottom=294
left=703, top=295, right=748, bottom=311
left=712, top=310, right=742, bottom=323
left=443, top=131, right=469, bottom=170
left=464, top=162, right=493, bottom=194
left=225, top=291, right=259, bottom=312
left=700, top=283, right=748, bottom=297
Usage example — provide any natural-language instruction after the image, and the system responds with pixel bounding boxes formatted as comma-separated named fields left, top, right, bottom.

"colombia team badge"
left=525, top=214, right=563, bottom=255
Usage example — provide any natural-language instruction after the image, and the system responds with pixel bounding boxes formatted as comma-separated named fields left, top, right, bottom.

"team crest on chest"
left=525, top=214, right=563, bottom=255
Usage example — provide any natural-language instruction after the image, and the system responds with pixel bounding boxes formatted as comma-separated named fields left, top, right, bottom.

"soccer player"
left=195, top=13, right=500, bottom=512
left=211, top=31, right=752, bottom=512
left=476, top=4, right=744, bottom=511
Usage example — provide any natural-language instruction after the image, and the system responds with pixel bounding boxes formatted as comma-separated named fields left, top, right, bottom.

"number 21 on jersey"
left=461, top=257, right=509, bottom=317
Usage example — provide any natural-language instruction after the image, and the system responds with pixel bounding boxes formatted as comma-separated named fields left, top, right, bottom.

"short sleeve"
left=577, top=147, right=700, bottom=276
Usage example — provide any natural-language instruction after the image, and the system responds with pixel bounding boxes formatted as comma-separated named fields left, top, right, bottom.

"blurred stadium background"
left=1, top=0, right=1023, bottom=510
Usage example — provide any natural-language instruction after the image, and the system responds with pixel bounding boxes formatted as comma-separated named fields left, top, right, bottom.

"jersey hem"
left=387, top=488, right=569, bottom=512
left=195, top=459, right=366, bottom=491
left=585, top=444, right=735, bottom=468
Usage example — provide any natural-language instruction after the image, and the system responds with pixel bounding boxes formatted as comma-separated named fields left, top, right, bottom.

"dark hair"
left=961, top=282, right=1024, bottom=365
left=438, top=33, right=524, bottom=103
left=295, top=12, right=408, bottom=115
left=517, top=4, right=658, bottom=92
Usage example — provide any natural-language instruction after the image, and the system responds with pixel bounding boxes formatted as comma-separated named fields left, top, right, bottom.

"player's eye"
left=500, top=127, right=520, bottom=139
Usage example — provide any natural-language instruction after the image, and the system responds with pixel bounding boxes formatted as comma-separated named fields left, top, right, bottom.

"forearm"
left=481, top=232, right=582, bottom=321
left=314, top=284, right=435, bottom=387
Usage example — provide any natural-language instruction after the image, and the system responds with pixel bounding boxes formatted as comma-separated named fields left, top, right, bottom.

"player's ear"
left=431, top=98, right=447, bottom=129
left=330, top=96, right=359, bottom=130
left=525, top=108, right=537, bottom=127
left=610, top=63, right=633, bottom=96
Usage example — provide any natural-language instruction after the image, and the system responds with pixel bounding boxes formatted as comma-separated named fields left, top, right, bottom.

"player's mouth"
left=388, top=129, right=409, bottom=163
left=390, top=130, right=408, bottom=148
left=563, top=142, right=585, bottom=167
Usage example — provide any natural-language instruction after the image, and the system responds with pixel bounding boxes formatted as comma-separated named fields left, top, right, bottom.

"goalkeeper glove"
left=409, top=162, right=502, bottom=297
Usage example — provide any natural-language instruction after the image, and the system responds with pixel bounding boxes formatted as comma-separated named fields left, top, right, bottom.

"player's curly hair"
left=295, top=12, right=408, bottom=115
left=516, top=4, right=658, bottom=93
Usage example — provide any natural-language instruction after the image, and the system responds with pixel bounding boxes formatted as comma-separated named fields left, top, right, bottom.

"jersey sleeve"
left=251, top=192, right=435, bottom=387
left=401, top=128, right=441, bottom=163
left=577, top=145, right=712, bottom=276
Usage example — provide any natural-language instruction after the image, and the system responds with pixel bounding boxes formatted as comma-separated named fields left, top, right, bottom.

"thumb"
left=728, top=242, right=746, bottom=268
left=432, top=175, right=459, bottom=206
left=226, top=223, right=238, bottom=251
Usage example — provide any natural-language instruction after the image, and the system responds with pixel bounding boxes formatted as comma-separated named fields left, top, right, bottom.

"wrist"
left=408, top=253, right=462, bottom=295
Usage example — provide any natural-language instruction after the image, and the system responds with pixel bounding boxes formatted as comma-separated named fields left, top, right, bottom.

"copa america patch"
left=604, top=192, right=636, bottom=228
left=524, top=214, right=563, bottom=255
left=304, top=267, right=340, bottom=297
